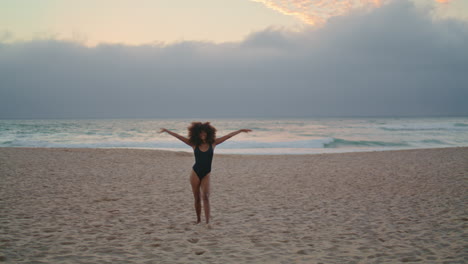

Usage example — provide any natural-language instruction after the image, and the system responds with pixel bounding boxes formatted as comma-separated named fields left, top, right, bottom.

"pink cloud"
left=252, top=0, right=383, bottom=25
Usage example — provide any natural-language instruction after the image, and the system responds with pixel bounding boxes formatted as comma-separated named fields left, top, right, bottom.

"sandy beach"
left=0, top=147, right=466, bottom=263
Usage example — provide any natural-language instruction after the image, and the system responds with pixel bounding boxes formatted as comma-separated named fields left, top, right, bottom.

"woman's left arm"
left=215, top=129, right=252, bottom=146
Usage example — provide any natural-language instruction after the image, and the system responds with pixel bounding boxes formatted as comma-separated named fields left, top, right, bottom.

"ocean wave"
left=454, top=123, right=468, bottom=127
left=219, top=138, right=335, bottom=149
left=1, top=137, right=412, bottom=149
left=380, top=123, right=468, bottom=131
left=420, top=139, right=447, bottom=144
left=2, top=118, right=466, bottom=152
left=2, top=138, right=337, bottom=149
left=1, top=139, right=187, bottom=149
left=324, top=138, right=409, bottom=148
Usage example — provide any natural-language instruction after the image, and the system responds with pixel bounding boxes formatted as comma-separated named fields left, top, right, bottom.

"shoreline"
left=1, top=146, right=467, bottom=263
left=1, top=145, right=467, bottom=156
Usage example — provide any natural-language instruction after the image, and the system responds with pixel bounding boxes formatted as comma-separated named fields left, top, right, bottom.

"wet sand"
left=0, top=147, right=467, bottom=263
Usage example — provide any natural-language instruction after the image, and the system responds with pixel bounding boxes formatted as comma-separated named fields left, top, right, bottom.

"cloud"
left=251, top=0, right=383, bottom=25
left=0, top=31, right=14, bottom=42
left=0, top=0, right=467, bottom=118
left=252, top=0, right=460, bottom=25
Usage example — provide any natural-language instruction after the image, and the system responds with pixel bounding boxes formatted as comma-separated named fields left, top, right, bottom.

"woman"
left=159, top=122, right=251, bottom=226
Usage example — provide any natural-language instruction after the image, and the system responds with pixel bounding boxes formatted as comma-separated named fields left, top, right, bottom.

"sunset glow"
left=252, top=0, right=383, bottom=26
left=0, top=0, right=465, bottom=46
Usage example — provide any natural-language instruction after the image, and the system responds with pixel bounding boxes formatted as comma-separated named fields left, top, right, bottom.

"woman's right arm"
left=159, top=128, right=192, bottom=147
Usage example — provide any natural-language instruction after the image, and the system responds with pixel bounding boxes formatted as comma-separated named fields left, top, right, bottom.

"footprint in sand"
left=194, top=249, right=205, bottom=255
left=187, top=238, right=199, bottom=244
left=60, top=241, right=76, bottom=245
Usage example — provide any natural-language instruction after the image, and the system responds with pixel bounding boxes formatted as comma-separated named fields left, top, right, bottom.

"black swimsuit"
left=192, top=144, right=214, bottom=180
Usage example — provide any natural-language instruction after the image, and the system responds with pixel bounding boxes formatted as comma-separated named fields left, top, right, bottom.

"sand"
left=0, top=147, right=467, bottom=263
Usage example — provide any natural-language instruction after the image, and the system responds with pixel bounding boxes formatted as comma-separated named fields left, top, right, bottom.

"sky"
left=1, top=0, right=467, bottom=45
left=1, top=0, right=467, bottom=118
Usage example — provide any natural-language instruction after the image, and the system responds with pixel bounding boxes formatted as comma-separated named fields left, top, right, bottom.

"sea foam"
left=1, top=117, right=467, bottom=154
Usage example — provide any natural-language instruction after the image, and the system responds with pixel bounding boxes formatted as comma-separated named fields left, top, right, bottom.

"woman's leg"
left=190, top=170, right=202, bottom=223
left=200, top=173, right=211, bottom=224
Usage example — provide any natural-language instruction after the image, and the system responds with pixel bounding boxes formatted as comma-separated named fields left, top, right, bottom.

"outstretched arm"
left=159, top=128, right=192, bottom=147
left=215, top=129, right=252, bottom=146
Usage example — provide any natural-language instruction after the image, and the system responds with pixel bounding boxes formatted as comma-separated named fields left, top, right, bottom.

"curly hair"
left=188, top=122, right=217, bottom=146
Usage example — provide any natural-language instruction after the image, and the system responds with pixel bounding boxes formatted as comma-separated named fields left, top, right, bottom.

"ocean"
left=1, top=117, right=467, bottom=154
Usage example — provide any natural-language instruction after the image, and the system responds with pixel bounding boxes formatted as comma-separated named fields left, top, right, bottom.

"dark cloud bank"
left=1, top=0, right=467, bottom=119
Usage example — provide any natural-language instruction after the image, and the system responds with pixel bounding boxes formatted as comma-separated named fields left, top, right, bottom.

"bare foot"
left=206, top=223, right=212, bottom=229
